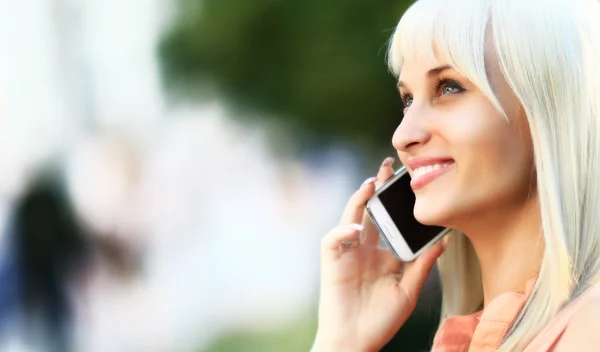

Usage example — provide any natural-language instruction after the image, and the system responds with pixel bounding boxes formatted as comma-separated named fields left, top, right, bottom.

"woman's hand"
left=312, top=157, right=447, bottom=352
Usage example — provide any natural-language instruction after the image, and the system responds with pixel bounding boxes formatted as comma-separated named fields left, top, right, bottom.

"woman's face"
left=393, top=51, right=535, bottom=229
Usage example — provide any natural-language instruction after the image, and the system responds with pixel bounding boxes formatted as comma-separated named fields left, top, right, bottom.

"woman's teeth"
left=413, top=163, right=452, bottom=179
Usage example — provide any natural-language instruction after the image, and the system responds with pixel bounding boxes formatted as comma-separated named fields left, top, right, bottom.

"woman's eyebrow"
left=397, top=64, right=452, bottom=89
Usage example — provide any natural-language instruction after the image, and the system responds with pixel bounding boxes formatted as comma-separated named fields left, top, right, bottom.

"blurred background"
left=0, top=0, right=441, bottom=351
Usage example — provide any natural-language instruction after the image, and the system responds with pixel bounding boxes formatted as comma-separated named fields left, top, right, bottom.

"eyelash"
left=400, top=78, right=465, bottom=109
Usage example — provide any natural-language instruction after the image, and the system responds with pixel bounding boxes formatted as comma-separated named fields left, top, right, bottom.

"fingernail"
left=441, top=235, right=450, bottom=248
left=362, top=177, right=377, bottom=186
left=381, top=157, right=395, bottom=167
left=348, top=223, right=365, bottom=232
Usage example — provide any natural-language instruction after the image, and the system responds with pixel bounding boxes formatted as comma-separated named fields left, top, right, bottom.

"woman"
left=312, top=0, right=600, bottom=350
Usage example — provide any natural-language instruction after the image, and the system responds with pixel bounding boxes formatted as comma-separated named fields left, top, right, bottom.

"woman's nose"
left=392, top=113, right=432, bottom=153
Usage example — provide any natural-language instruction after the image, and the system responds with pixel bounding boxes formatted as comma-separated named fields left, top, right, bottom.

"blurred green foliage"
left=158, top=0, right=416, bottom=150
left=199, top=294, right=440, bottom=352
left=201, top=314, right=316, bottom=352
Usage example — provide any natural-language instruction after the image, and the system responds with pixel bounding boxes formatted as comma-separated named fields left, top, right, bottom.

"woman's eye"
left=400, top=80, right=463, bottom=111
left=438, top=80, right=465, bottom=96
left=401, top=94, right=413, bottom=109
left=442, top=85, right=459, bottom=95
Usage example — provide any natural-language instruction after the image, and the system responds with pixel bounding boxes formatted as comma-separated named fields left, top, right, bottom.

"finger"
left=398, top=239, right=446, bottom=304
left=374, top=157, right=396, bottom=188
left=339, top=176, right=378, bottom=225
left=362, top=157, right=396, bottom=246
left=321, top=223, right=365, bottom=254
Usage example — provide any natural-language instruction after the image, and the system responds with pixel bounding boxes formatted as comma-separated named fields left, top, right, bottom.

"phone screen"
left=378, top=172, right=445, bottom=253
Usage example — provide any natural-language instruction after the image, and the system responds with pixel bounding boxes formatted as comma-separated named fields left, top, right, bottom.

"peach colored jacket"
left=431, top=278, right=600, bottom=351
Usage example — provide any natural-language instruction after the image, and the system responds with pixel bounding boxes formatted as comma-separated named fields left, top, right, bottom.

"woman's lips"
left=410, top=161, right=455, bottom=190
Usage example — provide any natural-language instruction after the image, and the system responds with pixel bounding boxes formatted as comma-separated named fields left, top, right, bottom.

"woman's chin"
left=413, top=198, right=452, bottom=227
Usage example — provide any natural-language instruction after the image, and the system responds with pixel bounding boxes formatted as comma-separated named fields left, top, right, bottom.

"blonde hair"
left=387, top=0, right=600, bottom=350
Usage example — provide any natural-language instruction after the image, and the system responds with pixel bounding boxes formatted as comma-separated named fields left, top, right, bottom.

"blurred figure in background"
left=0, top=131, right=149, bottom=352
left=7, top=172, right=91, bottom=352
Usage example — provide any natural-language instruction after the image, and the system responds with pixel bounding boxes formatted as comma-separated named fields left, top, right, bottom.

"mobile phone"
left=365, top=166, right=449, bottom=262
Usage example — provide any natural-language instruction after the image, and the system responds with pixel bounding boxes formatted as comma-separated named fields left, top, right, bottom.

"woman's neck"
left=461, top=193, right=544, bottom=307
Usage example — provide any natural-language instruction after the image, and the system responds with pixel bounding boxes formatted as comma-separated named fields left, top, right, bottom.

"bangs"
left=387, top=0, right=503, bottom=114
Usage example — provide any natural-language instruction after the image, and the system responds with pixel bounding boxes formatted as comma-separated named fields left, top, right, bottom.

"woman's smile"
left=407, top=157, right=455, bottom=190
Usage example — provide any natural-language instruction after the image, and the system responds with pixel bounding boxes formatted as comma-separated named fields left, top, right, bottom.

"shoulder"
left=553, top=295, right=600, bottom=351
